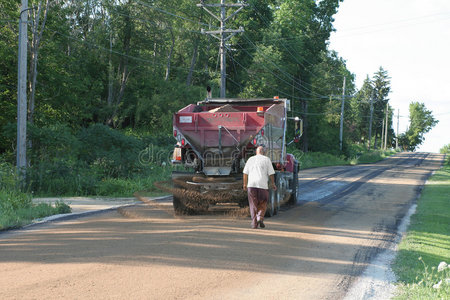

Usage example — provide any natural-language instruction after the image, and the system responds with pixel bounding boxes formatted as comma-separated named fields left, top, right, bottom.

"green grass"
left=297, top=151, right=349, bottom=169
left=288, top=147, right=397, bottom=170
left=0, top=201, right=71, bottom=230
left=352, top=149, right=397, bottom=164
left=0, top=188, right=72, bottom=231
left=95, top=168, right=172, bottom=197
left=0, top=161, right=72, bottom=230
left=392, top=158, right=450, bottom=299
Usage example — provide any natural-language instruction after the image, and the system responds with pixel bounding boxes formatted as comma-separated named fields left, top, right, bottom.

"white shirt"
left=243, top=154, right=275, bottom=189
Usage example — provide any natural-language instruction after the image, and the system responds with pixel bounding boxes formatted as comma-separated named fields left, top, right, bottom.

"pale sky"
left=329, top=0, right=450, bottom=153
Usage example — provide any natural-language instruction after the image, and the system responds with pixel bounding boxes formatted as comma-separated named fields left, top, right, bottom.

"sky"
left=328, top=0, right=450, bottom=153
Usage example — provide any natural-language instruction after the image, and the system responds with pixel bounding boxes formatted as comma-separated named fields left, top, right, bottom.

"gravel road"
left=0, top=152, right=444, bottom=299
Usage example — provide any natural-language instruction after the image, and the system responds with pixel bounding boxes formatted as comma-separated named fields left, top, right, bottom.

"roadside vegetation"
left=0, top=162, right=71, bottom=230
left=289, top=144, right=397, bottom=170
left=392, top=152, right=449, bottom=299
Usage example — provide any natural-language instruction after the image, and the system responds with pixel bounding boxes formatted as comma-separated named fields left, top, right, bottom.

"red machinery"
left=171, top=97, right=302, bottom=215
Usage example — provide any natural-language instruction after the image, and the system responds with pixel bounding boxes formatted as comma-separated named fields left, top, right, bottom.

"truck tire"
left=266, top=189, right=277, bottom=217
left=289, top=161, right=299, bottom=205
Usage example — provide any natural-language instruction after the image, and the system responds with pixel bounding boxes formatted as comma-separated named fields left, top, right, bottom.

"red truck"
left=171, top=97, right=302, bottom=216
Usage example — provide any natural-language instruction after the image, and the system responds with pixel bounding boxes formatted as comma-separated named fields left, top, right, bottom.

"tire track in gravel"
left=297, top=152, right=430, bottom=206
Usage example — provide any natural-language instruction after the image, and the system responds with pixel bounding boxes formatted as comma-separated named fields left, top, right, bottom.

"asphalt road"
left=0, top=152, right=444, bottom=299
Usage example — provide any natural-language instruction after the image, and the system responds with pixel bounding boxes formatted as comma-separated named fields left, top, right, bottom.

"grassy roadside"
left=288, top=148, right=397, bottom=170
left=0, top=163, right=71, bottom=230
left=392, top=157, right=450, bottom=299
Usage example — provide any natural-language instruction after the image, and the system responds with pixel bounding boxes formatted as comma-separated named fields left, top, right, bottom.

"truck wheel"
left=289, top=161, right=299, bottom=205
left=276, top=188, right=282, bottom=212
left=266, top=189, right=277, bottom=217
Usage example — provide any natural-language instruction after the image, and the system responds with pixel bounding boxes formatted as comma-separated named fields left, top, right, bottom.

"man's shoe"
left=259, top=220, right=265, bottom=228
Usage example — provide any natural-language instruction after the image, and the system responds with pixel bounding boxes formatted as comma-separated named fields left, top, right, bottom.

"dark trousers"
left=247, top=187, right=269, bottom=227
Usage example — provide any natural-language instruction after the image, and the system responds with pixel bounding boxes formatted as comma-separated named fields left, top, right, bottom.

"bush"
left=27, top=159, right=100, bottom=196
left=0, top=161, right=32, bottom=213
left=0, top=159, right=71, bottom=230
left=78, top=124, right=144, bottom=178
left=28, top=123, right=80, bottom=163
left=96, top=165, right=173, bottom=197
left=355, top=149, right=395, bottom=164
left=286, top=148, right=349, bottom=169
left=9, top=122, right=176, bottom=197
left=440, top=143, right=450, bottom=154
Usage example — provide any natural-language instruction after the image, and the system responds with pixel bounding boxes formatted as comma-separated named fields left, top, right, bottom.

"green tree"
left=348, top=76, right=372, bottom=145
left=399, top=102, right=438, bottom=151
left=271, top=0, right=343, bottom=152
left=0, top=2, right=19, bottom=153
left=371, top=67, right=391, bottom=149
left=307, top=50, right=355, bottom=153
left=440, top=143, right=450, bottom=154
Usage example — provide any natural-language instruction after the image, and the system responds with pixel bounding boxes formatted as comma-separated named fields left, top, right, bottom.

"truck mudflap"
left=170, top=172, right=247, bottom=214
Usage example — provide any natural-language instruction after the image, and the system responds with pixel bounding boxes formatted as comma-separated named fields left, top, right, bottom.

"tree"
left=371, top=67, right=391, bottom=149
left=28, top=0, right=50, bottom=125
left=440, top=143, right=450, bottom=154
left=0, top=2, right=19, bottom=152
left=308, top=50, right=355, bottom=153
left=399, top=102, right=438, bottom=151
left=348, top=76, right=372, bottom=145
left=271, top=0, right=343, bottom=152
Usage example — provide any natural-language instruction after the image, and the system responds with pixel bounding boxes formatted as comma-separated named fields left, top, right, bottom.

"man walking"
left=243, top=146, right=276, bottom=229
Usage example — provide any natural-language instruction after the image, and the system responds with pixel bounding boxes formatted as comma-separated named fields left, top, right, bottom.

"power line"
left=336, top=11, right=450, bottom=33
left=247, top=2, right=343, bottom=87
left=229, top=42, right=347, bottom=102
left=115, top=1, right=346, bottom=99
left=108, top=7, right=203, bottom=34
left=198, top=0, right=246, bottom=98
left=226, top=51, right=297, bottom=99
left=135, top=0, right=213, bottom=29
left=334, top=14, right=450, bottom=39
left=435, top=111, right=450, bottom=116
left=239, top=34, right=325, bottom=97
left=46, top=28, right=209, bottom=75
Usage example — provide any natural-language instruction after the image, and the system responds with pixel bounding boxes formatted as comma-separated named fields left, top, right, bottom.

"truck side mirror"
left=294, top=117, right=303, bottom=142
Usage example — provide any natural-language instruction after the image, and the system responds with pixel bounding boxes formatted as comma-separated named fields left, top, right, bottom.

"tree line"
left=0, top=0, right=437, bottom=193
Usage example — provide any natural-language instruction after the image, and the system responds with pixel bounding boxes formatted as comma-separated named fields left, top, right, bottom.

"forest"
left=0, top=0, right=436, bottom=198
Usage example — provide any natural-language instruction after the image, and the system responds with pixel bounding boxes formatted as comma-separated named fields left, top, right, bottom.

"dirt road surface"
left=0, top=152, right=444, bottom=299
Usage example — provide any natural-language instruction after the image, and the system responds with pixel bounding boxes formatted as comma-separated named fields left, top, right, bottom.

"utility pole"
left=198, top=0, right=247, bottom=98
left=339, top=76, right=346, bottom=151
left=384, top=102, right=389, bottom=150
left=368, top=92, right=374, bottom=151
left=396, top=109, right=399, bottom=150
left=381, top=117, right=385, bottom=150
left=17, top=0, right=29, bottom=181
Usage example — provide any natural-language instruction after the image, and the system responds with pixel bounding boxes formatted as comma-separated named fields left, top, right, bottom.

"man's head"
left=256, top=145, right=265, bottom=155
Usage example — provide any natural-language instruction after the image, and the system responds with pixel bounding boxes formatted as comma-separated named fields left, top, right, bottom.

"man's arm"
left=243, top=173, right=248, bottom=191
left=269, top=174, right=277, bottom=190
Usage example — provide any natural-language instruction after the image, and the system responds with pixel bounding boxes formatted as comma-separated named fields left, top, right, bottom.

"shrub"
left=440, top=143, right=450, bottom=154
left=356, top=149, right=395, bottom=164
left=0, top=159, right=72, bottom=230
left=28, top=123, right=80, bottom=163
left=78, top=124, right=144, bottom=178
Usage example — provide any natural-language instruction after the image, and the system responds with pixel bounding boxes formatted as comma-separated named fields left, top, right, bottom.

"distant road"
left=0, top=152, right=444, bottom=299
